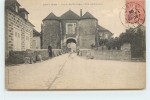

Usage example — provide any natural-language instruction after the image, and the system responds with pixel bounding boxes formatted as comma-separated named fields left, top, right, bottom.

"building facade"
left=5, top=0, right=34, bottom=58
left=41, top=10, right=112, bottom=52
left=32, top=29, right=41, bottom=49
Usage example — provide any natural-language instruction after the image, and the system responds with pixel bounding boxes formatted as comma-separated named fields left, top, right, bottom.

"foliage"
left=119, top=31, right=134, bottom=45
left=105, top=37, right=121, bottom=50
left=99, top=39, right=108, bottom=46
left=96, top=26, right=145, bottom=51
left=119, top=27, right=145, bottom=46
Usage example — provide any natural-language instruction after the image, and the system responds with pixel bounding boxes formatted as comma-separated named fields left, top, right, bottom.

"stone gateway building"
left=41, top=10, right=112, bottom=52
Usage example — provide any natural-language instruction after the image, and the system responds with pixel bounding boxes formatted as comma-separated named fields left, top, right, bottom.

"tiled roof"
left=43, top=12, right=59, bottom=21
left=60, top=10, right=80, bottom=20
left=33, top=29, right=41, bottom=37
left=97, top=25, right=112, bottom=33
left=19, top=8, right=29, bottom=14
left=5, top=0, right=20, bottom=7
left=5, top=0, right=34, bottom=27
left=81, top=12, right=97, bottom=20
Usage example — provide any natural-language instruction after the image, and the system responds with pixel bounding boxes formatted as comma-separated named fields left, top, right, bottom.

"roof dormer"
left=5, top=0, right=20, bottom=13
left=19, top=8, right=29, bottom=20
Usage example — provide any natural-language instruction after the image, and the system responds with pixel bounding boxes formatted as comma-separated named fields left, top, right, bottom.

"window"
left=15, top=4, right=19, bottom=13
left=105, top=34, right=108, bottom=39
left=15, top=32, right=17, bottom=37
left=32, top=39, right=37, bottom=49
left=13, top=27, right=21, bottom=51
left=25, top=13, right=28, bottom=20
left=66, top=23, right=76, bottom=34
left=26, top=36, right=29, bottom=40
left=18, top=33, right=20, bottom=38
left=25, top=35, right=31, bottom=50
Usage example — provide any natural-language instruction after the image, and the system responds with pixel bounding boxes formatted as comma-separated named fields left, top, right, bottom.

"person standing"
left=48, top=45, right=52, bottom=57
left=77, top=47, right=80, bottom=55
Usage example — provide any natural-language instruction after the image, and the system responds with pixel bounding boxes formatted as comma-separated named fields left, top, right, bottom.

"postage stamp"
left=126, top=0, right=145, bottom=25
left=120, top=0, right=145, bottom=28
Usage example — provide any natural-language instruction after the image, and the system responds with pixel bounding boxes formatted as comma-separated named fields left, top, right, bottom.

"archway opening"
left=66, top=38, right=76, bottom=52
left=66, top=38, right=76, bottom=44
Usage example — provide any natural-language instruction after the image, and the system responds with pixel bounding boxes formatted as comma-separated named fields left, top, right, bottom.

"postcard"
left=5, top=0, right=146, bottom=90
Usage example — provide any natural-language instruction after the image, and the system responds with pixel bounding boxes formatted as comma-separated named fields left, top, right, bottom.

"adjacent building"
left=5, top=0, right=34, bottom=58
left=32, top=29, right=41, bottom=49
left=97, top=25, right=113, bottom=40
left=41, top=10, right=112, bottom=52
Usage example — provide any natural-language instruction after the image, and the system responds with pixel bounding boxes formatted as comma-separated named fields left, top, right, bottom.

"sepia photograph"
left=5, top=0, right=146, bottom=90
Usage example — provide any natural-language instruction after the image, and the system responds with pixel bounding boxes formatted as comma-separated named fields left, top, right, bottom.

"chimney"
left=80, top=9, right=82, bottom=17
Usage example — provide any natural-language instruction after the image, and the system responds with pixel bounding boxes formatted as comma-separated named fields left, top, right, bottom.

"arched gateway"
left=66, top=38, right=77, bottom=52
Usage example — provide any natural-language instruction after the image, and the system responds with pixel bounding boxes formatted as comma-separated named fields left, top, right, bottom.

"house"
left=32, top=29, right=41, bottom=49
left=97, top=25, right=113, bottom=40
left=5, top=0, right=34, bottom=59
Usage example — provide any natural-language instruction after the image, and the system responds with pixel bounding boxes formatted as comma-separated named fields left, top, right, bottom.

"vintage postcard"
left=5, top=0, right=146, bottom=90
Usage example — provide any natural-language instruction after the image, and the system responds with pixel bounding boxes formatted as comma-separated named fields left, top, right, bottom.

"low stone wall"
left=6, top=49, right=62, bottom=64
left=80, top=49, right=131, bottom=60
left=7, top=51, right=27, bottom=64
left=79, top=49, right=91, bottom=56
left=94, top=50, right=131, bottom=60
left=33, top=49, right=49, bottom=60
left=52, top=49, right=62, bottom=57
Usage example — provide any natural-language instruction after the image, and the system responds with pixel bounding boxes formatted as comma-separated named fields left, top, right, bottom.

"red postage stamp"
left=125, top=0, right=145, bottom=25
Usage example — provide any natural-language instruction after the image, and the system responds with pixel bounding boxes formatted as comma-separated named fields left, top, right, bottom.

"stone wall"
left=79, top=19, right=98, bottom=49
left=79, top=49, right=131, bottom=60
left=5, top=9, right=9, bottom=59
left=52, top=49, right=62, bottom=57
left=94, top=50, right=131, bottom=60
left=6, top=49, right=62, bottom=64
left=79, top=49, right=91, bottom=56
left=79, top=35, right=95, bottom=49
left=42, top=20, right=61, bottom=49
left=32, top=37, right=41, bottom=49
left=121, top=43, right=131, bottom=51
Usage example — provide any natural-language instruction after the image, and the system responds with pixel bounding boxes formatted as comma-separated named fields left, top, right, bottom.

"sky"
left=17, top=0, right=127, bottom=37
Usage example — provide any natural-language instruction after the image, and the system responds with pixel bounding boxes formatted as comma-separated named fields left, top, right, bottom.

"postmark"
left=120, top=0, right=145, bottom=28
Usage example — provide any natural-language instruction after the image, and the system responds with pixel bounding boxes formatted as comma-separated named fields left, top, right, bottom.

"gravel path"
left=5, top=53, right=146, bottom=90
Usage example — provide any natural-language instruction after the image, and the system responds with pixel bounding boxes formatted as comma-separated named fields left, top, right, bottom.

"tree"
left=119, top=31, right=134, bottom=45
left=119, top=26, right=146, bottom=58
left=105, top=38, right=115, bottom=50
left=99, top=39, right=108, bottom=46
left=114, top=37, right=121, bottom=50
